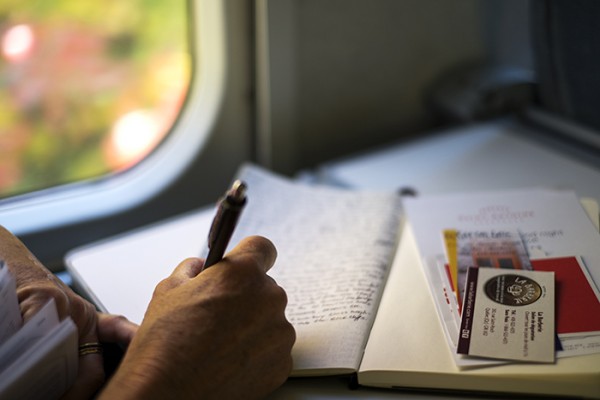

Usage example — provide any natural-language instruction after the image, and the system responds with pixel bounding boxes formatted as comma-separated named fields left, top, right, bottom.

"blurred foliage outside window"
left=0, top=1, right=191, bottom=199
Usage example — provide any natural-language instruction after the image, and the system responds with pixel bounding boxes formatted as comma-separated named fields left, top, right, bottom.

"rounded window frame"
left=0, top=0, right=226, bottom=235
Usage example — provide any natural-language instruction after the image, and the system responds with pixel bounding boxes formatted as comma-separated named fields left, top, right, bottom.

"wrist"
left=98, top=328, right=203, bottom=400
left=98, top=348, right=171, bottom=400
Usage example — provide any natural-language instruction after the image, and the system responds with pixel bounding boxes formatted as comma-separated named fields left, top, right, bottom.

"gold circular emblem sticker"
left=484, top=274, right=542, bottom=306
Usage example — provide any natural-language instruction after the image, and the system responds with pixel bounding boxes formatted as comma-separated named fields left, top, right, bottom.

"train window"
left=0, top=1, right=227, bottom=235
left=0, top=1, right=190, bottom=198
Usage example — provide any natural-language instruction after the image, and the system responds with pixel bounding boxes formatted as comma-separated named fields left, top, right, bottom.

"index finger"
left=157, top=257, right=204, bottom=291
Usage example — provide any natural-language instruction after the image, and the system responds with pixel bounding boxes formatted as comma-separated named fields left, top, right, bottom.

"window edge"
left=0, top=0, right=226, bottom=236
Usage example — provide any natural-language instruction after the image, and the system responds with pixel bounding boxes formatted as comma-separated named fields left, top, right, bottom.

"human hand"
left=0, top=225, right=138, bottom=399
left=61, top=313, right=138, bottom=399
left=100, top=236, right=295, bottom=400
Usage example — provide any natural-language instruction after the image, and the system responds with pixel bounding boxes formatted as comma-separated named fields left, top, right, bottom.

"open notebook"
left=66, top=164, right=600, bottom=399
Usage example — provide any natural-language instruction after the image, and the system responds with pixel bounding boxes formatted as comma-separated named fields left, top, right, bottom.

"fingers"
left=0, top=225, right=75, bottom=323
left=17, top=282, right=70, bottom=323
left=97, top=313, right=139, bottom=346
left=172, top=257, right=205, bottom=279
left=0, top=225, right=108, bottom=398
left=62, top=351, right=105, bottom=400
left=156, top=257, right=204, bottom=292
left=152, top=236, right=278, bottom=309
left=62, top=313, right=139, bottom=400
left=158, top=236, right=277, bottom=292
left=222, top=236, right=277, bottom=273
left=62, top=322, right=105, bottom=400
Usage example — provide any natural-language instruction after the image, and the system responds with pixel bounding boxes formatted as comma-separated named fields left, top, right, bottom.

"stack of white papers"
left=0, top=263, right=78, bottom=400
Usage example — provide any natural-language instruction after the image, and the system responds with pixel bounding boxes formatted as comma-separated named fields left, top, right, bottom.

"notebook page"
left=231, top=165, right=403, bottom=374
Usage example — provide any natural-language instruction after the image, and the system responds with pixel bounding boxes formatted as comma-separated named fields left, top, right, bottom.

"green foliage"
left=0, top=0, right=191, bottom=198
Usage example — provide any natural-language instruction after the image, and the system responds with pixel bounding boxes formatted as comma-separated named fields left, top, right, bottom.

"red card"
left=532, top=257, right=600, bottom=335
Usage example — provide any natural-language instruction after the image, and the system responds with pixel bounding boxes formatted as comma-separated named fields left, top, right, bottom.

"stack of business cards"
left=457, top=267, right=555, bottom=363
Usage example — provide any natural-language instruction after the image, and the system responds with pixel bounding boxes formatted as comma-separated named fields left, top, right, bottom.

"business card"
left=457, top=267, right=555, bottom=363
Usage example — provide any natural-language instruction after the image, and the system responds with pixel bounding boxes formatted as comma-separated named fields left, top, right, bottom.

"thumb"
left=97, top=313, right=139, bottom=347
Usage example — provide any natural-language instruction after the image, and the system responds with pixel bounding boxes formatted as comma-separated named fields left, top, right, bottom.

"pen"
left=202, top=180, right=248, bottom=270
